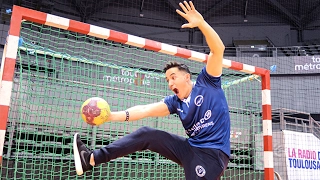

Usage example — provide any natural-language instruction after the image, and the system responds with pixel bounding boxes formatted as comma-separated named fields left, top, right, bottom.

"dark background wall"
left=1, top=0, right=320, bottom=47
left=0, top=0, right=319, bottom=118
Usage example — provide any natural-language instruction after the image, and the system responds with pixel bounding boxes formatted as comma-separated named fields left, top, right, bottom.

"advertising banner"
left=283, top=130, right=320, bottom=180
left=294, top=56, right=320, bottom=73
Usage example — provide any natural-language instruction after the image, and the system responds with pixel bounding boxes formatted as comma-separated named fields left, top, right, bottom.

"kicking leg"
left=93, top=126, right=189, bottom=165
left=73, top=126, right=189, bottom=175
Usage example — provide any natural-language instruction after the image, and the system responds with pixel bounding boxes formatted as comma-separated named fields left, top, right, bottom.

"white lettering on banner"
left=295, top=56, right=320, bottom=72
left=102, top=69, right=160, bottom=86
left=283, top=130, right=320, bottom=180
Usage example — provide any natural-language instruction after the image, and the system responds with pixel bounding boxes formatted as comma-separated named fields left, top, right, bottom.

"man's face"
left=165, top=67, right=190, bottom=100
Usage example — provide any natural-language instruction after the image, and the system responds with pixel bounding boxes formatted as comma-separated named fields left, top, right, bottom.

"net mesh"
left=1, top=20, right=264, bottom=179
left=3, top=0, right=318, bottom=47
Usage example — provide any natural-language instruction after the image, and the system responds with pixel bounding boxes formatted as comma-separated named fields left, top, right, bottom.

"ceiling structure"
left=1, top=0, right=320, bottom=45
left=2, top=0, right=320, bottom=28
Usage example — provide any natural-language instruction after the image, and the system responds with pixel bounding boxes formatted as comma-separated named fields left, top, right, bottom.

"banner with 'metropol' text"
left=284, top=130, right=320, bottom=180
left=294, top=56, right=320, bottom=73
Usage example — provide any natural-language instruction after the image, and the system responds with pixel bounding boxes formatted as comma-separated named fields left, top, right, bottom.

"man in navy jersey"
left=73, top=1, right=230, bottom=179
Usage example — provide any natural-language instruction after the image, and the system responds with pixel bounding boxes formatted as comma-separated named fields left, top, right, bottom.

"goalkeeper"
left=74, top=1, right=230, bottom=179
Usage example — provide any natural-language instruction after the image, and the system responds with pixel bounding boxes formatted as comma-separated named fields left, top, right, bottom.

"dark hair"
left=163, top=61, right=191, bottom=75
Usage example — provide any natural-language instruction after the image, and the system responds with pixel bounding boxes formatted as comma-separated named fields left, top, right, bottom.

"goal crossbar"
left=0, top=5, right=273, bottom=180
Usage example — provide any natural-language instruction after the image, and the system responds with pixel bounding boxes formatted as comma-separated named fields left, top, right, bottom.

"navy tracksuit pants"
left=93, top=126, right=229, bottom=180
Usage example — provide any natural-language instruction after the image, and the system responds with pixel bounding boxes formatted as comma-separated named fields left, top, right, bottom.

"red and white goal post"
left=0, top=5, right=273, bottom=180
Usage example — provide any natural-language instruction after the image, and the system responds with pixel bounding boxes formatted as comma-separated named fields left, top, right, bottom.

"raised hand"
left=176, top=1, right=204, bottom=28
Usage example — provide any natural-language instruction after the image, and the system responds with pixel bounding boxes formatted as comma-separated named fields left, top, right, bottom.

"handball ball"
left=81, top=97, right=111, bottom=126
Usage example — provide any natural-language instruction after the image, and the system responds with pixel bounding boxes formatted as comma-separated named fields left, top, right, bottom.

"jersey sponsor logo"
left=203, top=110, right=211, bottom=120
left=194, top=95, right=204, bottom=106
left=177, top=108, right=183, bottom=113
left=200, top=110, right=212, bottom=123
left=195, top=165, right=206, bottom=177
left=187, top=109, right=214, bottom=136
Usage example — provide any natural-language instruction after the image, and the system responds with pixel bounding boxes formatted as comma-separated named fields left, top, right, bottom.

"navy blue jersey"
left=164, top=67, right=230, bottom=157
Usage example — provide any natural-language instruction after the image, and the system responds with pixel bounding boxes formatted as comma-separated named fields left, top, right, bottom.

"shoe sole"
left=73, top=133, right=84, bottom=175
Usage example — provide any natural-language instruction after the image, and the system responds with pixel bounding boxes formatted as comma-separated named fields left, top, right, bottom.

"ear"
left=185, top=73, right=191, bottom=81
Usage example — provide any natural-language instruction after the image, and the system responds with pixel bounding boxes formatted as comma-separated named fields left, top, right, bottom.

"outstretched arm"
left=176, top=1, right=225, bottom=77
left=108, top=102, right=170, bottom=122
